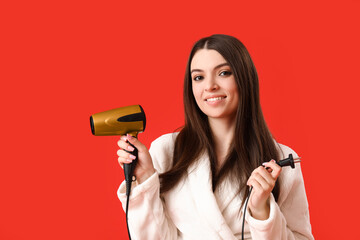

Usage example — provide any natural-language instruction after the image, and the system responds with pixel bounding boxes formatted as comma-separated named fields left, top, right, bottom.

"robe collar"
left=187, top=154, right=239, bottom=240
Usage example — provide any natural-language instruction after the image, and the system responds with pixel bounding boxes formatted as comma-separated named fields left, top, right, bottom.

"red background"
left=1, top=0, right=359, bottom=239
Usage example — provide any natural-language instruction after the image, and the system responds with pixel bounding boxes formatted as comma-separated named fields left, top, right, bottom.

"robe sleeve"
left=244, top=146, right=314, bottom=240
left=117, top=133, right=178, bottom=240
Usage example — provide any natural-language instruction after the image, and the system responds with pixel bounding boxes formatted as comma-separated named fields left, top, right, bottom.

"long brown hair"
left=160, top=34, right=280, bottom=206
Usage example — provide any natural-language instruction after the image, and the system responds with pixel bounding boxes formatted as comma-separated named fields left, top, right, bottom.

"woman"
left=117, top=34, right=314, bottom=239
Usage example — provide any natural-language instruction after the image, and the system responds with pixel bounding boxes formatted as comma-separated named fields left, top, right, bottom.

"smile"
left=205, top=96, right=226, bottom=102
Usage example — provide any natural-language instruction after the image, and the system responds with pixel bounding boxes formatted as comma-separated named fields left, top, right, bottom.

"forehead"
left=190, top=49, right=227, bottom=71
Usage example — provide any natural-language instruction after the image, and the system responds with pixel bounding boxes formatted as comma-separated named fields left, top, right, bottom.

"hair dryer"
left=90, top=104, right=146, bottom=195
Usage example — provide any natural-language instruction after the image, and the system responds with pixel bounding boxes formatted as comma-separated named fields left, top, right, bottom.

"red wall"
left=1, top=0, right=359, bottom=239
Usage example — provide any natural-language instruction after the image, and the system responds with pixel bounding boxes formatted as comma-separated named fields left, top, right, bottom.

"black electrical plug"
left=276, top=153, right=301, bottom=168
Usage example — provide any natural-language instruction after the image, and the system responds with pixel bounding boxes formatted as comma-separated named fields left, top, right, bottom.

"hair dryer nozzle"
left=90, top=105, right=146, bottom=136
left=90, top=116, right=95, bottom=135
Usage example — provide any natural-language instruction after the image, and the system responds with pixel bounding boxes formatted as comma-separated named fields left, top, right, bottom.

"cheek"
left=225, top=79, right=239, bottom=98
left=227, top=81, right=240, bottom=105
left=192, top=84, right=202, bottom=102
left=232, top=87, right=240, bottom=100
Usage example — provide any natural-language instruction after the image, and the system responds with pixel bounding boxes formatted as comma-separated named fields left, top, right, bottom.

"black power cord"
left=241, top=154, right=301, bottom=240
left=125, top=180, right=132, bottom=240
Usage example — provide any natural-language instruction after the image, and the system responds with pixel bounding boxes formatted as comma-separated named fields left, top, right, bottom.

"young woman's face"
left=191, top=49, right=239, bottom=120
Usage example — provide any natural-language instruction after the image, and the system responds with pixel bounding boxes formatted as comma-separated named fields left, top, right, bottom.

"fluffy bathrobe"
left=118, top=133, right=314, bottom=240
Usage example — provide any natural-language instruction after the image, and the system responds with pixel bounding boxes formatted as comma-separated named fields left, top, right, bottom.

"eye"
left=219, top=70, right=232, bottom=76
left=193, top=75, right=204, bottom=81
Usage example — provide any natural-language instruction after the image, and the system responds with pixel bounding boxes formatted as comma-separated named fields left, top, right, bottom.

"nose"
left=204, top=76, right=219, bottom=92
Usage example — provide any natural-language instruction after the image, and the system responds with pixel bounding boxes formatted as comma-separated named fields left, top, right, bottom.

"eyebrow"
left=191, top=63, right=230, bottom=74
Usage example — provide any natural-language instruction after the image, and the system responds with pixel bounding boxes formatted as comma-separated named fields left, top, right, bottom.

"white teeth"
left=206, top=97, right=224, bottom=102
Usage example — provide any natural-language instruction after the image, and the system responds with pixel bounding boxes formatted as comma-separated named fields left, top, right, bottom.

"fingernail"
left=129, top=154, right=136, bottom=160
left=127, top=146, right=135, bottom=151
left=262, top=162, right=268, bottom=166
left=127, top=134, right=133, bottom=140
left=271, top=159, right=276, bottom=163
left=126, top=159, right=133, bottom=163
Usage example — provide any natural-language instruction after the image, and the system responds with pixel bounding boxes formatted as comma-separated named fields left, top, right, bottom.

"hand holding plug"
left=246, top=159, right=282, bottom=220
left=242, top=154, right=301, bottom=240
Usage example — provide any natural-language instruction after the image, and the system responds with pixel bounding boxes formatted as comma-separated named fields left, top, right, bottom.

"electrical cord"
left=125, top=180, right=132, bottom=240
left=241, top=154, right=301, bottom=240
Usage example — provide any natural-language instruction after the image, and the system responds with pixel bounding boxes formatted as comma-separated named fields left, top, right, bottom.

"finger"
left=126, top=134, right=146, bottom=152
left=117, top=138, right=135, bottom=152
left=247, top=169, right=268, bottom=187
left=250, top=171, right=272, bottom=192
left=262, top=162, right=273, bottom=173
left=263, top=160, right=282, bottom=179
left=118, top=156, right=134, bottom=164
left=255, top=166, right=276, bottom=185
left=117, top=149, right=137, bottom=161
left=247, top=178, right=262, bottom=192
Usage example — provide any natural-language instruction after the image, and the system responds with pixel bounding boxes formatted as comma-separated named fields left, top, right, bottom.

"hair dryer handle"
left=123, top=141, right=138, bottom=196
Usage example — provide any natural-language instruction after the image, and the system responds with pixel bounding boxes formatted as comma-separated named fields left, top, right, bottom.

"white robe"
left=118, top=133, right=314, bottom=240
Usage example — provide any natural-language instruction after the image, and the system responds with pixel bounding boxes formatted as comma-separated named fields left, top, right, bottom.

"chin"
left=205, top=111, right=228, bottom=119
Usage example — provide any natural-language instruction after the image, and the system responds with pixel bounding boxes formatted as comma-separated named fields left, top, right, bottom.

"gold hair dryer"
left=90, top=105, right=146, bottom=195
left=90, top=105, right=146, bottom=137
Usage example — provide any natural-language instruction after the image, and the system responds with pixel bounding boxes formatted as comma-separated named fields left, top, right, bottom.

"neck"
left=208, top=117, right=236, bottom=168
